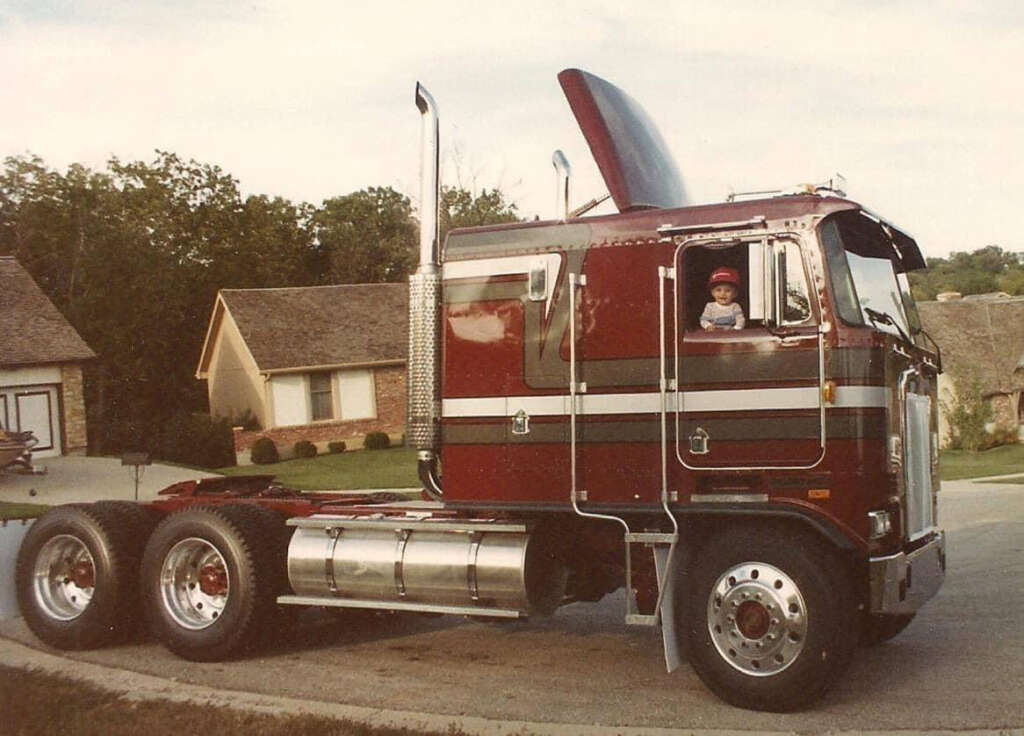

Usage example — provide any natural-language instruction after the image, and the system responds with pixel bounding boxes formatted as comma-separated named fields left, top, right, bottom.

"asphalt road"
left=2, top=478, right=1022, bottom=733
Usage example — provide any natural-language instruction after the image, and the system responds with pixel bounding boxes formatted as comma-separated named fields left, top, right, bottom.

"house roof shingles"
left=0, top=257, right=96, bottom=368
left=917, top=295, right=1024, bottom=396
left=219, top=283, right=407, bottom=372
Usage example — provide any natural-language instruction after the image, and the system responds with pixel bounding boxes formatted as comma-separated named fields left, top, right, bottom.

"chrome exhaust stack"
left=552, top=150, right=571, bottom=221
left=408, top=83, right=443, bottom=499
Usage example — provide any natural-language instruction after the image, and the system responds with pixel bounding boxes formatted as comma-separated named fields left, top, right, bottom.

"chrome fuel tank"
left=287, top=516, right=541, bottom=612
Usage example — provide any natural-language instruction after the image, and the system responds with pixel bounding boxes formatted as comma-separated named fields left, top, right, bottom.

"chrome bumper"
left=869, top=530, right=946, bottom=615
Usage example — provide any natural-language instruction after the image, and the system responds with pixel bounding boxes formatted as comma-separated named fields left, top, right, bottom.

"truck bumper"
left=869, top=530, right=946, bottom=615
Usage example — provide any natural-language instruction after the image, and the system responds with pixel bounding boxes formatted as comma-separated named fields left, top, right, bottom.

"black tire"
left=140, top=505, right=278, bottom=661
left=862, top=613, right=915, bottom=646
left=219, top=503, right=295, bottom=632
left=15, top=504, right=142, bottom=649
left=679, top=527, right=857, bottom=712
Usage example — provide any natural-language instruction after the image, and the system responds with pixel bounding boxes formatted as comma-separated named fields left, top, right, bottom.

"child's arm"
left=733, top=303, right=745, bottom=329
left=700, top=302, right=714, bottom=330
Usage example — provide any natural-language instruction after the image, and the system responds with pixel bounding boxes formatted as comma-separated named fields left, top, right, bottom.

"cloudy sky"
left=3, top=1, right=1021, bottom=258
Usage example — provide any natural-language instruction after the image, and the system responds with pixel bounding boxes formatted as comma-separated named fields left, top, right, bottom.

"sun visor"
left=558, top=68, right=689, bottom=212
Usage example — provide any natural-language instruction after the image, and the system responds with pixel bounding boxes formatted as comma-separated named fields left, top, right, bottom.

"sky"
left=2, top=1, right=1022, bottom=259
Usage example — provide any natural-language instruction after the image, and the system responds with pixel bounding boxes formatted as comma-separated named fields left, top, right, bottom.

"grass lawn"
left=0, top=665, right=467, bottom=736
left=218, top=447, right=420, bottom=490
left=939, top=443, right=1024, bottom=481
left=0, top=501, right=51, bottom=521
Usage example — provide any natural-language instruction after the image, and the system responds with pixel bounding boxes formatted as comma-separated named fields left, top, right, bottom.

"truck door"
left=674, top=235, right=825, bottom=469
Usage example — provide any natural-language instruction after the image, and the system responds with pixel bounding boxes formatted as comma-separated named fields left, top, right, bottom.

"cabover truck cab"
left=15, top=69, right=945, bottom=713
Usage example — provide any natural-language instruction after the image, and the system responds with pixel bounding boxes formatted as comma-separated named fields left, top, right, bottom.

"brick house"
left=917, top=293, right=1024, bottom=446
left=196, top=284, right=407, bottom=463
left=0, top=256, right=95, bottom=457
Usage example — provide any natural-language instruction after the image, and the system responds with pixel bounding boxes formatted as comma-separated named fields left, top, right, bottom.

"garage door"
left=0, top=386, right=62, bottom=456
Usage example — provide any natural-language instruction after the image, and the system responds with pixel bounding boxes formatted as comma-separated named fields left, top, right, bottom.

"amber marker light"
left=808, top=489, right=831, bottom=501
left=822, top=380, right=836, bottom=404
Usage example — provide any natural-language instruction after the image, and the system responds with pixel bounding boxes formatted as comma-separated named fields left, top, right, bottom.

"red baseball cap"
left=707, top=267, right=740, bottom=289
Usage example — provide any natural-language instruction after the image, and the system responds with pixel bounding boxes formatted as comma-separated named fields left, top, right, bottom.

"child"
left=700, top=267, right=745, bottom=331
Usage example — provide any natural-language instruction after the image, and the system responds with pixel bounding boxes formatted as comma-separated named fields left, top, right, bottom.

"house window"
left=309, top=372, right=333, bottom=421
left=338, top=369, right=376, bottom=420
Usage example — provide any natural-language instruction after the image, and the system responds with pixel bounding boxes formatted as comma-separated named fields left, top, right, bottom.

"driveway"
left=0, top=455, right=219, bottom=506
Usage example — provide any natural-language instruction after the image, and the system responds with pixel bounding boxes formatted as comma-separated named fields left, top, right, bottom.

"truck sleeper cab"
left=14, top=68, right=944, bottom=714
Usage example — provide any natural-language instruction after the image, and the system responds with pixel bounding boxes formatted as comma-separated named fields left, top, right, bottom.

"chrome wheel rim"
left=160, top=537, right=229, bottom=630
left=33, top=534, right=95, bottom=621
left=707, top=561, right=807, bottom=677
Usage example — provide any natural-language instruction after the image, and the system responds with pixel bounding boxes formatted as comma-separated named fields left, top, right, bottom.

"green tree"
left=438, top=185, right=519, bottom=244
left=909, top=245, right=1024, bottom=300
left=940, top=372, right=993, bottom=451
left=1, top=152, right=523, bottom=464
left=312, top=186, right=417, bottom=284
left=0, top=152, right=318, bottom=458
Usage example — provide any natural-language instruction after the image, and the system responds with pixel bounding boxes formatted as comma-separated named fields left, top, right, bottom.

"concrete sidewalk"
left=0, top=455, right=219, bottom=506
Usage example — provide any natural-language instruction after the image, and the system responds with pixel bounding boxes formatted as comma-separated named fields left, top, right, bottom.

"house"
left=917, top=293, right=1024, bottom=446
left=196, top=284, right=407, bottom=463
left=0, top=256, right=95, bottom=458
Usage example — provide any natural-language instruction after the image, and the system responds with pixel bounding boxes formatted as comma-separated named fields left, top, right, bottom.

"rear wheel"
left=16, top=504, right=141, bottom=649
left=680, top=527, right=857, bottom=712
left=141, top=505, right=279, bottom=661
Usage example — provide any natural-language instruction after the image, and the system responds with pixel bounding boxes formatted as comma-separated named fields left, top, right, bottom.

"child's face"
left=711, top=284, right=737, bottom=305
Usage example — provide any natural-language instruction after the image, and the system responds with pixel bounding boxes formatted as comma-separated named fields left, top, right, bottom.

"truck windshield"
left=819, top=211, right=923, bottom=344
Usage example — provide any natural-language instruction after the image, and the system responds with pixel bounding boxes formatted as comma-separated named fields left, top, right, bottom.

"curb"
left=0, top=637, right=1020, bottom=736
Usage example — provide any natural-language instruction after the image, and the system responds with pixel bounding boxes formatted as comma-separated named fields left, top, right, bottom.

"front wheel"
left=680, top=527, right=857, bottom=712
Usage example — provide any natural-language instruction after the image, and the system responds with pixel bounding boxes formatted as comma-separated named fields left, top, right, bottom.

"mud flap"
left=654, top=545, right=682, bottom=672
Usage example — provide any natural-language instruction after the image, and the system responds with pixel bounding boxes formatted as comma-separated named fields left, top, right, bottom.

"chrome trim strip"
left=287, top=516, right=527, bottom=533
left=277, top=594, right=522, bottom=618
left=442, top=386, right=884, bottom=418
left=690, top=493, right=769, bottom=503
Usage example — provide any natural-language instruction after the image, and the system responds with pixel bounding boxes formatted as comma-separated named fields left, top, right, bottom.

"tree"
left=0, top=152, right=319, bottom=458
left=908, top=245, right=1024, bottom=301
left=438, top=185, right=519, bottom=244
left=312, top=186, right=417, bottom=284
left=1, top=152, right=523, bottom=465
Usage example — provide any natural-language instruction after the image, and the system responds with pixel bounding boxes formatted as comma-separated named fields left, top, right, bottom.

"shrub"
left=152, top=411, right=235, bottom=469
left=940, top=372, right=993, bottom=451
left=363, top=431, right=390, bottom=450
left=327, top=441, right=346, bottom=454
left=293, top=440, right=317, bottom=459
left=977, top=427, right=1019, bottom=451
left=250, top=437, right=280, bottom=464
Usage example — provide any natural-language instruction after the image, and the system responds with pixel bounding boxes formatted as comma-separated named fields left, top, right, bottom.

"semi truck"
left=15, top=69, right=946, bottom=712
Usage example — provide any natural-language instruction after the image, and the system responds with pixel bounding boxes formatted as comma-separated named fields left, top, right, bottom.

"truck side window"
left=781, top=242, right=812, bottom=324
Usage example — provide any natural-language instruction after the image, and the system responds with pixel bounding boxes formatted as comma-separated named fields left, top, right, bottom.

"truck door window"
left=780, top=241, right=812, bottom=325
